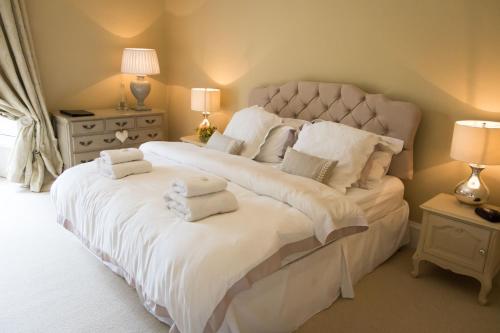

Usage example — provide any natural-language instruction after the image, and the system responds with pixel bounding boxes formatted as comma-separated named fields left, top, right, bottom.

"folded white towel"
left=100, top=148, right=144, bottom=165
left=164, top=190, right=238, bottom=222
left=97, top=158, right=152, bottom=179
left=169, top=174, right=227, bottom=197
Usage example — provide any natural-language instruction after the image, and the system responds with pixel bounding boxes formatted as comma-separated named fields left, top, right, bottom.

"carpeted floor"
left=1, top=178, right=499, bottom=333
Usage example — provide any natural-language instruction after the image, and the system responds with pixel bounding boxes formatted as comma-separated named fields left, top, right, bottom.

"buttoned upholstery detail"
left=249, top=81, right=421, bottom=179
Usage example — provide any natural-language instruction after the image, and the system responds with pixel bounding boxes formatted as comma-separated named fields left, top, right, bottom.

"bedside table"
left=412, top=193, right=500, bottom=305
left=52, top=108, right=165, bottom=169
left=180, top=135, right=206, bottom=147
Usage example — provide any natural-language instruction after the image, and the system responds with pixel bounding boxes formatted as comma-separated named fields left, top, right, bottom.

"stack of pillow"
left=202, top=105, right=403, bottom=193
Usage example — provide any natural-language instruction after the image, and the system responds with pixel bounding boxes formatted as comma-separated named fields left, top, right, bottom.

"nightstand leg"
left=478, top=278, right=492, bottom=305
left=411, top=253, right=421, bottom=278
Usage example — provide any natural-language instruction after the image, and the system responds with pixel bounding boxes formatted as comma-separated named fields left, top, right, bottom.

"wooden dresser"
left=52, top=109, right=166, bottom=169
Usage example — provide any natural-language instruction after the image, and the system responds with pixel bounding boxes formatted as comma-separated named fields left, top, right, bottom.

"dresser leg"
left=411, top=253, right=421, bottom=278
left=478, top=278, right=492, bottom=305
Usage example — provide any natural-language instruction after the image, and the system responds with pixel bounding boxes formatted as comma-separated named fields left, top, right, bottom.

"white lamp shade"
left=191, top=88, right=220, bottom=113
left=121, top=48, right=160, bottom=76
left=450, top=120, right=500, bottom=166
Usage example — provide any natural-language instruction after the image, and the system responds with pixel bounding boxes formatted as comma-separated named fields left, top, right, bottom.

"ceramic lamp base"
left=454, top=164, right=490, bottom=205
left=130, top=76, right=151, bottom=111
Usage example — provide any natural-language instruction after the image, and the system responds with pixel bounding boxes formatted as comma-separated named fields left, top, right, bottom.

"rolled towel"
left=97, top=158, right=152, bottom=179
left=169, top=173, right=227, bottom=197
left=100, top=148, right=144, bottom=165
left=164, top=190, right=238, bottom=222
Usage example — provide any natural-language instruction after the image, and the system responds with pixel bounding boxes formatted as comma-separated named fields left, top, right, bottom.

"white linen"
left=220, top=201, right=409, bottom=333
left=292, top=121, right=380, bottom=194
left=100, top=148, right=144, bottom=164
left=51, top=141, right=366, bottom=333
left=223, top=106, right=282, bottom=158
left=169, top=173, right=227, bottom=197
left=255, top=125, right=296, bottom=163
left=96, top=158, right=152, bottom=179
left=165, top=191, right=238, bottom=222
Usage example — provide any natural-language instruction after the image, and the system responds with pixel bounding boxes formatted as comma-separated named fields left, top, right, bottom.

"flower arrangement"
left=196, top=125, right=217, bottom=143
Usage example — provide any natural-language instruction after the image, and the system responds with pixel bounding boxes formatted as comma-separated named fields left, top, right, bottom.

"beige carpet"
left=1, top=178, right=499, bottom=333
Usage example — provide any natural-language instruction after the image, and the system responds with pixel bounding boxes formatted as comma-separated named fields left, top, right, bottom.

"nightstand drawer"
left=105, top=118, right=135, bottom=131
left=71, top=120, right=104, bottom=135
left=74, top=151, right=100, bottom=165
left=72, top=133, right=121, bottom=152
left=136, top=115, right=162, bottom=128
left=423, top=213, right=490, bottom=272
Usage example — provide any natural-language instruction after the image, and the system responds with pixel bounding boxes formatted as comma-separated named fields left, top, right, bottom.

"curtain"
left=0, top=0, right=62, bottom=191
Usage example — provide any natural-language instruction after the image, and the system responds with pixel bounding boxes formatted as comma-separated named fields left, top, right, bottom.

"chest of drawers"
left=52, top=109, right=166, bottom=169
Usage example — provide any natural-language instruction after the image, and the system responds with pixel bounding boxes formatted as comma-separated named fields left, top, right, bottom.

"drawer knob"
left=148, top=133, right=158, bottom=138
left=82, top=124, right=96, bottom=130
left=104, top=138, right=116, bottom=143
left=79, top=140, right=93, bottom=146
left=479, top=249, right=487, bottom=256
left=115, top=121, right=127, bottom=127
left=145, top=119, right=156, bottom=124
left=128, top=135, right=139, bottom=140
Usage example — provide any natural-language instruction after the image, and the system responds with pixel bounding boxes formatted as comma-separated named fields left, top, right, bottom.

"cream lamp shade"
left=450, top=120, right=500, bottom=166
left=191, top=88, right=221, bottom=114
left=121, top=48, right=160, bottom=76
left=120, top=48, right=160, bottom=111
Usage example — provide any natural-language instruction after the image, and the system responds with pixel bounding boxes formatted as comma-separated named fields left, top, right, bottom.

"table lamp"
left=121, top=48, right=160, bottom=111
left=191, top=88, right=220, bottom=128
left=450, top=120, right=500, bottom=205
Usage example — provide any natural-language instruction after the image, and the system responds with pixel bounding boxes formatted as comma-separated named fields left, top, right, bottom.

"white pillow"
left=292, top=121, right=379, bottom=193
left=255, top=125, right=296, bottom=163
left=223, top=106, right=282, bottom=158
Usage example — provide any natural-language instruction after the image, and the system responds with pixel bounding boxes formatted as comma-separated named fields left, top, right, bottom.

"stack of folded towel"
left=97, top=148, right=152, bottom=179
left=164, top=173, right=238, bottom=221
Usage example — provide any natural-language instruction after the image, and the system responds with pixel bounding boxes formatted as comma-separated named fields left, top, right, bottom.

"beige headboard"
left=249, top=81, right=421, bottom=179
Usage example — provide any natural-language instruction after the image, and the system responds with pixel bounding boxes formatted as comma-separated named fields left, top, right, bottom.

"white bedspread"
left=50, top=142, right=367, bottom=333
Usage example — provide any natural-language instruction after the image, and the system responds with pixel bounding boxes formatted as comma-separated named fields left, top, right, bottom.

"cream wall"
left=163, top=0, right=500, bottom=222
left=25, top=0, right=168, bottom=113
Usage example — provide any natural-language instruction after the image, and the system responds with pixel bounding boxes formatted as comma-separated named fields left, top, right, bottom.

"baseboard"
left=408, top=220, right=420, bottom=249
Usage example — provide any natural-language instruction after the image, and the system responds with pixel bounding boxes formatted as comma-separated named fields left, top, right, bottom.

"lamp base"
left=130, top=76, right=151, bottom=111
left=454, top=164, right=490, bottom=205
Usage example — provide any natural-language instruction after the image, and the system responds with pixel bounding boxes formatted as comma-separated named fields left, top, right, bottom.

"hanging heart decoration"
left=115, top=130, right=128, bottom=143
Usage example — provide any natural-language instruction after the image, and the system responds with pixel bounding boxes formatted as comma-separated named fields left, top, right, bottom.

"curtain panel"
left=0, top=0, right=62, bottom=191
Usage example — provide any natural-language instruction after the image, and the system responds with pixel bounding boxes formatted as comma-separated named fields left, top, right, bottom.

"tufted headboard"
left=249, top=81, right=421, bottom=179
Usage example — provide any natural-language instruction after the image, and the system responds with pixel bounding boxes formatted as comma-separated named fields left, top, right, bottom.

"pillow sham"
left=292, top=121, right=379, bottom=193
left=280, top=147, right=337, bottom=184
left=223, top=106, right=282, bottom=158
left=355, top=150, right=393, bottom=189
left=255, top=125, right=296, bottom=163
left=205, top=131, right=244, bottom=155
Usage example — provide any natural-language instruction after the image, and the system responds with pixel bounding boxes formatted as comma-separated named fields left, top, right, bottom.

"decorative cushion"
left=280, top=147, right=337, bottom=183
left=205, top=132, right=243, bottom=155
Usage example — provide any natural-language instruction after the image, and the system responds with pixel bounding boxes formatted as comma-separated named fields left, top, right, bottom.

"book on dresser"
left=51, top=108, right=166, bottom=169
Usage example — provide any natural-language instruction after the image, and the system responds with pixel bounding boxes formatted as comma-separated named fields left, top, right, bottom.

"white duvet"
left=51, top=142, right=367, bottom=333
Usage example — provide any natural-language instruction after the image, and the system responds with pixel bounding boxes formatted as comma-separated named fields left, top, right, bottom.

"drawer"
left=136, top=115, right=162, bottom=128
left=71, top=120, right=104, bottom=135
left=105, top=118, right=135, bottom=131
left=73, top=151, right=100, bottom=165
left=126, top=129, right=164, bottom=145
left=423, top=213, right=491, bottom=272
left=72, top=133, right=121, bottom=153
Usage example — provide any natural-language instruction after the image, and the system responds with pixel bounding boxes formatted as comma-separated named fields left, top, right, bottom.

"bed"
left=51, top=81, right=421, bottom=333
